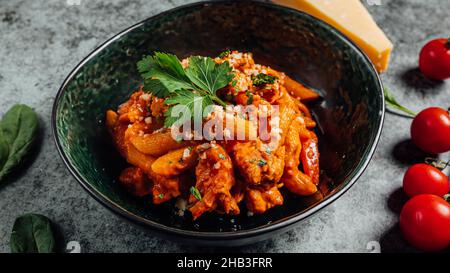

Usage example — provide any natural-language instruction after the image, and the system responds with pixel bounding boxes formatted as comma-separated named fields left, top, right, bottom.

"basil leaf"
left=0, top=104, right=39, bottom=182
left=383, top=87, right=416, bottom=117
left=10, top=213, right=55, bottom=253
left=0, top=131, right=9, bottom=170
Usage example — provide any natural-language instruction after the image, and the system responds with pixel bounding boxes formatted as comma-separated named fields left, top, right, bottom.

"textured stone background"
left=0, top=0, right=449, bottom=253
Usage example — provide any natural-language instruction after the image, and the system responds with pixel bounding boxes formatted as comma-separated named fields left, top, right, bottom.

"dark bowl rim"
left=51, top=0, right=385, bottom=241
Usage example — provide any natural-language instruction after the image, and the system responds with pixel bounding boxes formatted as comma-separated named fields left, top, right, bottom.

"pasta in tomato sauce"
left=106, top=51, right=320, bottom=219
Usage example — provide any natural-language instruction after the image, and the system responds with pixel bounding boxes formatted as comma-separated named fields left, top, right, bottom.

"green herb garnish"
left=137, top=52, right=234, bottom=127
left=158, top=193, right=165, bottom=199
left=258, top=159, right=267, bottom=167
left=219, top=50, right=231, bottom=58
left=245, top=90, right=254, bottom=105
left=252, top=73, right=278, bottom=86
left=190, top=186, right=202, bottom=201
left=218, top=153, right=226, bottom=160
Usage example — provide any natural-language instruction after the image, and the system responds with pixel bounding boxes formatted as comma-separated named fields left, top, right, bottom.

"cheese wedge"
left=273, top=0, right=393, bottom=73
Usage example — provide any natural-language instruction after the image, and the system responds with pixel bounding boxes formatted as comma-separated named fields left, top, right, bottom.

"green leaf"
left=0, top=131, right=9, bottom=171
left=164, top=90, right=213, bottom=128
left=137, top=53, right=234, bottom=127
left=251, top=73, right=278, bottom=86
left=137, top=52, right=195, bottom=97
left=190, top=186, right=202, bottom=201
left=10, top=213, right=55, bottom=253
left=384, top=87, right=417, bottom=117
left=185, top=56, right=233, bottom=95
left=257, top=159, right=267, bottom=167
left=0, top=104, right=39, bottom=182
left=218, top=50, right=231, bottom=58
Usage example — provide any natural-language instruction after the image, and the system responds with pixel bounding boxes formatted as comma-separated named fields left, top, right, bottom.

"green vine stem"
left=384, top=87, right=417, bottom=117
left=425, top=157, right=450, bottom=171
left=444, top=194, right=450, bottom=203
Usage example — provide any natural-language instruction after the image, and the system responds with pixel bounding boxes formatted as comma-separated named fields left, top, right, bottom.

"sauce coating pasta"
left=107, top=51, right=320, bottom=219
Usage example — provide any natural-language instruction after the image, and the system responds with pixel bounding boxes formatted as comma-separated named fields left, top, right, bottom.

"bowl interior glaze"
left=53, top=1, right=384, bottom=240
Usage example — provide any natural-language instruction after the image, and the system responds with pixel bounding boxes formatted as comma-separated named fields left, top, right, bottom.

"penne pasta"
left=129, top=131, right=191, bottom=157
left=106, top=50, right=321, bottom=219
left=151, top=147, right=198, bottom=177
left=284, top=75, right=321, bottom=102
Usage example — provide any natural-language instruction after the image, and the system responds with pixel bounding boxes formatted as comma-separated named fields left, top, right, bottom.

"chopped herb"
left=219, top=50, right=231, bottom=58
left=252, top=73, right=278, bottom=86
left=190, top=186, right=202, bottom=201
left=158, top=193, right=164, bottom=199
left=218, top=153, right=226, bottom=160
left=231, top=80, right=237, bottom=87
left=258, top=159, right=267, bottom=167
left=245, top=90, right=254, bottom=105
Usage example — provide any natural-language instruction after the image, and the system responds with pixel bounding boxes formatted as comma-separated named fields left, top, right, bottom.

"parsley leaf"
left=137, top=52, right=234, bottom=128
left=164, top=89, right=213, bottom=128
left=185, top=56, right=234, bottom=96
left=252, top=73, right=278, bottom=86
left=137, top=52, right=194, bottom=98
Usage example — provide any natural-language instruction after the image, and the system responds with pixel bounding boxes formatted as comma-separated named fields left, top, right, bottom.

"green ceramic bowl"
left=52, top=0, right=384, bottom=246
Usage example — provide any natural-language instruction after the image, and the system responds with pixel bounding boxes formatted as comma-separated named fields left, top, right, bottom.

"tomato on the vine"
left=403, top=163, right=449, bottom=197
left=419, top=38, right=450, bottom=80
left=411, top=107, right=450, bottom=154
left=400, top=194, right=450, bottom=252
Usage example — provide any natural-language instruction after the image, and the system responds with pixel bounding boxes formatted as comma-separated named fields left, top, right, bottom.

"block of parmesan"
left=273, top=0, right=393, bottom=73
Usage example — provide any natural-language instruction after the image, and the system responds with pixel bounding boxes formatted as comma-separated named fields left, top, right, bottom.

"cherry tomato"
left=411, top=107, right=450, bottom=154
left=419, top=38, right=450, bottom=80
left=400, top=194, right=450, bottom=252
left=403, top=163, right=449, bottom=198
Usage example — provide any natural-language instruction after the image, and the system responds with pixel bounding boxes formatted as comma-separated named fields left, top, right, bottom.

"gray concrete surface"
left=0, top=0, right=449, bottom=253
